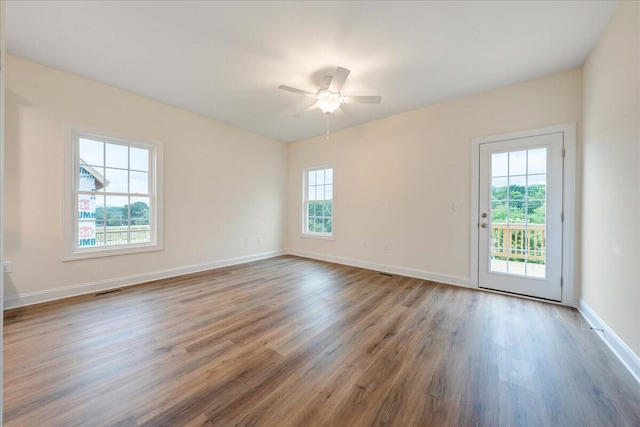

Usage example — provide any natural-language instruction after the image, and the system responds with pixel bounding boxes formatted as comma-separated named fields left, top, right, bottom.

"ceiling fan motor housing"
left=316, top=89, right=343, bottom=114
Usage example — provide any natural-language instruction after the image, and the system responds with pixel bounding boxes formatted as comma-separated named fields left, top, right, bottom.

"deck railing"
left=94, top=225, right=151, bottom=246
left=491, top=223, right=545, bottom=262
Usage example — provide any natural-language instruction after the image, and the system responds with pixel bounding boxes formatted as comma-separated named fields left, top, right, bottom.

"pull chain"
left=326, top=114, right=330, bottom=140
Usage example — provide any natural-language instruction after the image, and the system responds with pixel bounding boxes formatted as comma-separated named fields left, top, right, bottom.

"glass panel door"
left=478, top=133, right=563, bottom=301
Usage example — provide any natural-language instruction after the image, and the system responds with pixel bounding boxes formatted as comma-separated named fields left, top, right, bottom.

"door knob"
left=480, top=223, right=488, bottom=228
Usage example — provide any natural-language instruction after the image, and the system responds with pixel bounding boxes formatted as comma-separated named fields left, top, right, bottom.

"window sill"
left=62, top=243, right=163, bottom=261
left=300, top=233, right=335, bottom=241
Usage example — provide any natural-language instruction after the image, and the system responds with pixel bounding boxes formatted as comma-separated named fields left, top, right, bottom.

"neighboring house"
left=79, top=159, right=108, bottom=192
left=78, top=159, right=108, bottom=247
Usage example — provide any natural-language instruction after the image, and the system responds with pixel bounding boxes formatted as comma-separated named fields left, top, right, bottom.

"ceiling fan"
left=279, top=67, right=381, bottom=116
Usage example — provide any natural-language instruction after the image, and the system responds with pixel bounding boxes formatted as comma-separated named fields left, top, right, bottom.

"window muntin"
left=304, top=167, right=333, bottom=237
left=66, top=129, right=161, bottom=259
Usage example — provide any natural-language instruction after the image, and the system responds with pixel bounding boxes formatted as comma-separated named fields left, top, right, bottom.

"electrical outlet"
left=453, top=201, right=465, bottom=211
left=3, top=261, right=13, bottom=273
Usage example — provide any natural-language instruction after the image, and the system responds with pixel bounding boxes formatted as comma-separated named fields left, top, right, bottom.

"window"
left=63, top=128, right=163, bottom=260
left=303, top=166, right=333, bottom=238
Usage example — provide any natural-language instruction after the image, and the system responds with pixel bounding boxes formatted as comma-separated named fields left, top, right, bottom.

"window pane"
left=78, top=220, right=98, bottom=248
left=491, top=200, right=508, bottom=223
left=508, top=200, right=526, bottom=223
left=325, top=184, right=333, bottom=200
left=131, top=220, right=150, bottom=243
left=492, top=177, right=508, bottom=200
left=316, top=169, right=325, bottom=185
left=105, top=143, right=128, bottom=169
left=105, top=195, right=128, bottom=225
left=315, top=201, right=324, bottom=217
left=527, top=175, right=547, bottom=201
left=94, top=195, right=106, bottom=226
left=94, top=225, right=105, bottom=246
left=129, top=196, right=150, bottom=223
left=509, top=150, right=527, bottom=176
left=105, top=168, right=128, bottom=193
left=130, top=147, right=149, bottom=171
left=492, top=152, right=508, bottom=177
left=308, top=170, right=316, bottom=186
left=106, top=220, right=129, bottom=246
left=528, top=200, right=546, bottom=225
left=324, top=201, right=332, bottom=217
left=78, top=194, right=97, bottom=221
left=508, top=176, right=526, bottom=200
left=307, top=203, right=314, bottom=217
left=308, top=186, right=316, bottom=200
left=130, top=171, right=149, bottom=194
left=527, top=174, right=546, bottom=188
left=528, top=148, right=547, bottom=174
left=307, top=218, right=314, bottom=232
left=324, top=218, right=332, bottom=233
left=79, top=138, right=104, bottom=167
left=325, top=168, right=333, bottom=184
left=317, top=186, right=326, bottom=201
left=79, top=166, right=105, bottom=192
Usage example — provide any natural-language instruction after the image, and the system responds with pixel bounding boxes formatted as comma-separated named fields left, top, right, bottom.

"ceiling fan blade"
left=343, top=95, right=382, bottom=104
left=293, top=103, right=318, bottom=117
left=328, top=67, right=350, bottom=93
left=278, top=85, right=316, bottom=98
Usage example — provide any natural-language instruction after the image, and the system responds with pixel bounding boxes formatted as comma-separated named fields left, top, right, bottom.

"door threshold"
left=478, top=286, right=567, bottom=306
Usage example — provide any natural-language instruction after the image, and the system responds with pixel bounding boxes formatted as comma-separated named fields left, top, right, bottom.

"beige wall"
left=4, top=55, right=287, bottom=299
left=288, top=68, right=582, bottom=283
left=582, top=2, right=640, bottom=356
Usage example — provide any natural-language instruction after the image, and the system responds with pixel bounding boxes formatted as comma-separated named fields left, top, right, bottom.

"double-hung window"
left=64, top=128, right=163, bottom=260
left=303, top=166, right=334, bottom=238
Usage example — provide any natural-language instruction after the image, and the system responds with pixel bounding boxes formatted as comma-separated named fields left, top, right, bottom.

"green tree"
left=491, top=184, right=546, bottom=224
left=123, top=202, right=149, bottom=225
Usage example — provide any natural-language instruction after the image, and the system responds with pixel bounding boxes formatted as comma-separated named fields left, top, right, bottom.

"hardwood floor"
left=4, top=256, right=640, bottom=426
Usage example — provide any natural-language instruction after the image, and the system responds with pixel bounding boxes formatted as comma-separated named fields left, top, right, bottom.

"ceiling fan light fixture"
left=315, top=90, right=342, bottom=114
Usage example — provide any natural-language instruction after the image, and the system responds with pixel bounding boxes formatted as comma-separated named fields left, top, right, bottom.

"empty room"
left=1, top=1, right=639, bottom=426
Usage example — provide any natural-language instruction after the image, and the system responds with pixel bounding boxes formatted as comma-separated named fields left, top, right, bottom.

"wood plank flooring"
left=4, top=256, right=640, bottom=426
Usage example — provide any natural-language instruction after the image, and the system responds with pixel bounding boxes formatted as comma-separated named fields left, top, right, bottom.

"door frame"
left=470, top=123, right=576, bottom=307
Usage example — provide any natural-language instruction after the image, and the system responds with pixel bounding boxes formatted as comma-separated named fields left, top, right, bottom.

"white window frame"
left=302, top=165, right=335, bottom=240
left=62, top=125, right=163, bottom=261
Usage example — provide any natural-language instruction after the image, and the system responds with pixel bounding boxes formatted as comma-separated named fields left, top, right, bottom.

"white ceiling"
left=6, top=1, right=617, bottom=142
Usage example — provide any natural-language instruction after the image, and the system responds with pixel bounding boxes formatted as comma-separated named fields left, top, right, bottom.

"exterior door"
left=478, top=132, right=564, bottom=301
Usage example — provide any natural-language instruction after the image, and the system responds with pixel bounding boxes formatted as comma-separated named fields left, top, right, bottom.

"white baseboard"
left=288, top=249, right=470, bottom=288
left=577, top=298, right=640, bottom=385
left=4, top=250, right=286, bottom=310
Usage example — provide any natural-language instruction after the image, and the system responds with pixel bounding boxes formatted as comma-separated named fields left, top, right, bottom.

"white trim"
left=300, top=233, right=335, bottom=241
left=577, top=298, right=640, bottom=385
left=288, top=249, right=470, bottom=288
left=4, top=250, right=285, bottom=309
left=0, top=1, right=6, bottom=421
left=470, top=123, right=576, bottom=307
